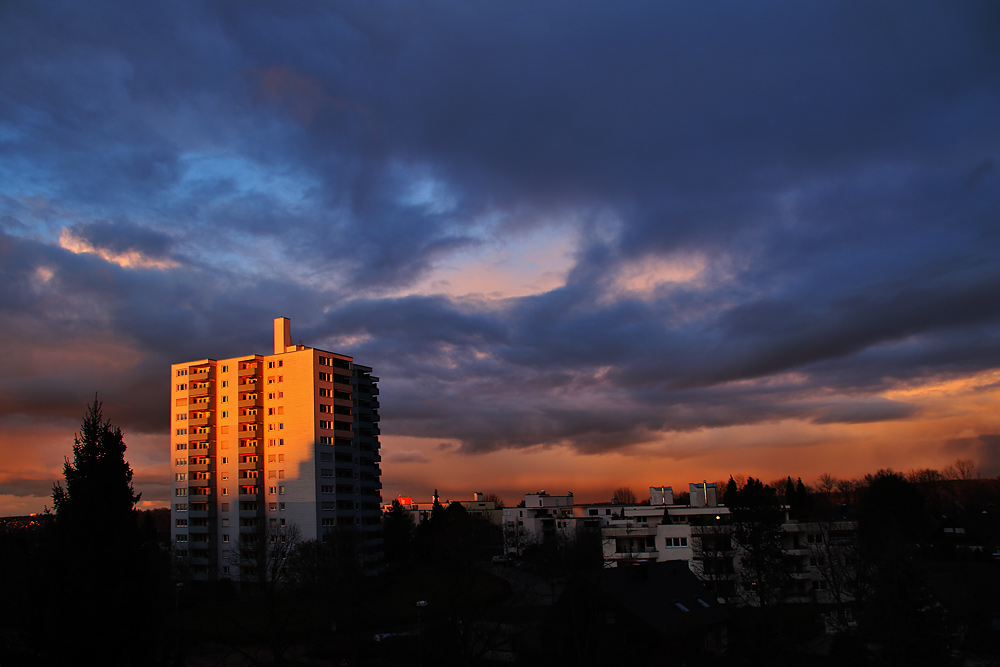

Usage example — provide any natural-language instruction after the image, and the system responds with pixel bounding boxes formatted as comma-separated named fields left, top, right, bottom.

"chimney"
left=274, top=317, right=292, bottom=354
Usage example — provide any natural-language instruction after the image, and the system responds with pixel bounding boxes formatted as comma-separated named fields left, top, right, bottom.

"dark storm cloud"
left=1, top=0, right=999, bottom=469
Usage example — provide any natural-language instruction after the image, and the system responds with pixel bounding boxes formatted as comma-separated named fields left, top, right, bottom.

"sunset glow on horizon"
left=2, top=2, right=999, bottom=516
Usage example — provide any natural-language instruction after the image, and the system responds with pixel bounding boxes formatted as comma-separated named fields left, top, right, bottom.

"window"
left=269, top=470, right=276, bottom=478
left=319, top=404, right=332, bottom=413
left=176, top=428, right=187, bottom=436
left=278, top=423, right=283, bottom=430
left=664, top=537, right=688, bottom=547
left=268, top=361, right=275, bottom=369
left=175, top=458, right=187, bottom=466
left=222, top=534, right=229, bottom=543
left=321, top=485, right=334, bottom=493
left=221, top=457, right=229, bottom=464
left=221, top=518, right=229, bottom=527
left=319, top=420, right=332, bottom=430
left=319, top=372, right=332, bottom=382
left=176, top=414, right=187, bottom=421
left=278, top=470, right=285, bottom=479
left=175, top=488, right=187, bottom=496
left=279, top=502, right=286, bottom=510
left=221, top=365, right=228, bottom=372
left=278, top=376, right=283, bottom=383
left=176, top=473, right=187, bottom=481
left=268, top=377, right=275, bottom=384
left=222, top=488, right=229, bottom=495
left=278, top=392, right=283, bottom=398
left=268, top=408, right=274, bottom=415
left=222, top=380, right=228, bottom=387
left=222, top=396, right=228, bottom=403
left=176, top=369, right=188, bottom=377
left=175, top=534, right=188, bottom=542
left=319, top=388, right=331, bottom=397
left=278, top=486, right=285, bottom=495
left=221, top=503, right=230, bottom=511
left=269, top=503, right=277, bottom=511
left=175, top=519, right=188, bottom=527
left=176, top=443, right=187, bottom=451
left=221, top=411, right=228, bottom=418
left=279, top=439, right=284, bottom=446
left=175, top=503, right=187, bottom=511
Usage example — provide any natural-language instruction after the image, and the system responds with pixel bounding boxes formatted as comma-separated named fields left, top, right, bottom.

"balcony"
left=238, top=395, right=262, bottom=408
left=189, top=366, right=213, bottom=379
left=188, top=383, right=211, bottom=397
left=238, top=364, right=260, bottom=377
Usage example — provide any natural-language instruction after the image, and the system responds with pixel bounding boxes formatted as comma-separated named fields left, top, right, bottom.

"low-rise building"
left=502, top=483, right=858, bottom=606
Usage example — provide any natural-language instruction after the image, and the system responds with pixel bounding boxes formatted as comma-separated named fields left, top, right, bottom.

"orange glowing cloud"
left=59, top=227, right=178, bottom=270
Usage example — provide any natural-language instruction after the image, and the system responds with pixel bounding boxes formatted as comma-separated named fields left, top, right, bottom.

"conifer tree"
left=52, top=398, right=140, bottom=531
left=46, top=400, right=160, bottom=665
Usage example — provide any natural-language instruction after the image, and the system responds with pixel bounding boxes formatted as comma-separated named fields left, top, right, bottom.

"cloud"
left=60, top=220, right=179, bottom=269
left=387, top=450, right=431, bottom=464
left=1, top=1, right=999, bottom=510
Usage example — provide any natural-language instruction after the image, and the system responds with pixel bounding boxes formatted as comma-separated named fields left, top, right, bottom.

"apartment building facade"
left=171, top=317, right=383, bottom=580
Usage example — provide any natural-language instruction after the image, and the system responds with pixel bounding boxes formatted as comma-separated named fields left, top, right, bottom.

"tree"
left=236, top=521, right=302, bottom=592
left=729, top=477, right=787, bottom=608
left=692, top=513, right=736, bottom=602
left=44, top=400, right=168, bottom=665
left=383, top=498, right=416, bottom=566
left=482, top=492, right=506, bottom=509
left=943, top=458, right=978, bottom=481
left=52, top=399, right=140, bottom=529
left=612, top=486, right=637, bottom=505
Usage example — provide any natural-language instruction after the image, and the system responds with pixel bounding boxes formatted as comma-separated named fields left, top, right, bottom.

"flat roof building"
left=171, top=317, right=383, bottom=580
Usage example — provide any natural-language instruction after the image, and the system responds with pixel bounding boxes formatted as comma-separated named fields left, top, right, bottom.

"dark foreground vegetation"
left=1, top=403, right=999, bottom=665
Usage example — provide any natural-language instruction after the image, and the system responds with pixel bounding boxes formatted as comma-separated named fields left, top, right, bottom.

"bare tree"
left=234, top=521, right=301, bottom=593
left=482, top=492, right=506, bottom=509
left=691, top=515, right=736, bottom=602
left=943, top=458, right=978, bottom=481
left=612, top=486, right=637, bottom=505
left=817, top=473, right=838, bottom=496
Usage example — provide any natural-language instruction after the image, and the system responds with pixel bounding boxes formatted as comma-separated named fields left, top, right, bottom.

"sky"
left=1, top=1, right=999, bottom=515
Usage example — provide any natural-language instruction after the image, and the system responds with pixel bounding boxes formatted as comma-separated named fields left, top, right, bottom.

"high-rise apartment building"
left=170, top=317, right=383, bottom=580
